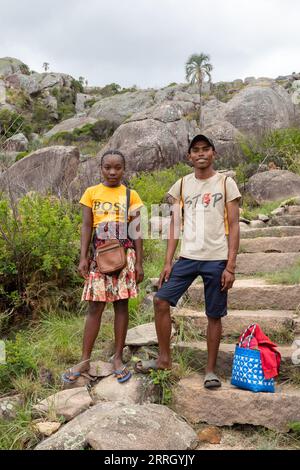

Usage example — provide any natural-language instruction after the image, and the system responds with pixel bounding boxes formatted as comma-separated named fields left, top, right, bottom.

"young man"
left=136, top=134, right=241, bottom=388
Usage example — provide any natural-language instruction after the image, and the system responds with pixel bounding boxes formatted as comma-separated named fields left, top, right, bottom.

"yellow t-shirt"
left=79, top=183, right=143, bottom=227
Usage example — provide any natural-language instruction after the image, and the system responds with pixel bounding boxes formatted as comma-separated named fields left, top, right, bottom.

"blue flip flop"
left=61, top=371, right=82, bottom=384
left=113, top=367, right=132, bottom=383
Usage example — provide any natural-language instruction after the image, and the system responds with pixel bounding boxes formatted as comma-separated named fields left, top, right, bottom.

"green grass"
left=0, top=309, right=115, bottom=396
left=241, top=199, right=286, bottom=221
left=0, top=404, right=40, bottom=450
left=265, top=261, right=300, bottom=285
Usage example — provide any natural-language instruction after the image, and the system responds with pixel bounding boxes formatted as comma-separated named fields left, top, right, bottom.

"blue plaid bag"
left=231, top=324, right=275, bottom=393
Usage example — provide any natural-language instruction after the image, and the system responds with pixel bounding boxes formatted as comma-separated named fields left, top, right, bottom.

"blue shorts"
left=155, top=258, right=228, bottom=319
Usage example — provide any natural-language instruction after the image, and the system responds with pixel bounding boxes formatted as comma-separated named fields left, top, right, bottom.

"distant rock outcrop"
left=246, top=170, right=300, bottom=203
left=0, top=146, right=80, bottom=198
left=0, top=57, right=29, bottom=77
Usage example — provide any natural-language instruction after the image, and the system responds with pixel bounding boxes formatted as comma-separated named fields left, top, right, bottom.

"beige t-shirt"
left=168, top=172, right=241, bottom=260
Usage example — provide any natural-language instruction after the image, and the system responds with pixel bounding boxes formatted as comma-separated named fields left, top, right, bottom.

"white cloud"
left=0, top=0, right=299, bottom=87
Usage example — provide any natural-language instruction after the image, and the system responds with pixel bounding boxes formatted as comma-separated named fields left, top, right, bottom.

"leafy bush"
left=0, top=193, right=82, bottom=325
left=31, top=101, right=54, bottom=133
left=129, top=163, right=192, bottom=211
left=0, top=109, right=32, bottom=139
left=238, top=129, right=300, bottom=175
left=0, top=334, right=37, bottom=393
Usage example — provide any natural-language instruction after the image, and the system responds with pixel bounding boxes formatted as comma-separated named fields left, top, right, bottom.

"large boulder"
left=44, top=116, right=97, bottom=138
left=127, top=100, right=196, bottom=123
left=35, top=402, right=198, bottom=450
left=100, top=117, right=196, bottom=174
left=86, top=404, right=198, bottom=450
left=89, top=90, right=155, bottom=124
left=5, top=72, right=74, bottom=96
left=0, top=57, right=29, bottom=77
left=68, top=155, right=102, bottom=201
left=75, top=93, right=92, bottom=113
left=224, top=84, right=294, bottom=133
left=0, top=146, right=80, bottom=198
left=97, top=101, right=198, bottom=174
left=245, top=170, right=300, bottom=203
left=201, top=98, right=227, bottom=128
left=203, top=120, right=243, bottom=167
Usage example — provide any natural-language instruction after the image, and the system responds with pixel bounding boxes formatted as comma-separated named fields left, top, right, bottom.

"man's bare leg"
left=153, top=296, right=172, bottom=369
left=206, top=317, right=222, bottom=373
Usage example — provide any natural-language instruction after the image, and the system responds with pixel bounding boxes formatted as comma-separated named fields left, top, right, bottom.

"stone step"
left=149, top=277, right=300, bottom=310
left=187, top=278, right=300, bottom=310
left=236, top=253, right=300, bottom=275
left=173, top=341, right=296, bottom=379
left=240, top=226, right=300, bottom=239
left=173, top=374, right=300, bottom=432
left=240, top=236, right=300, bottom=253
left=287, top=206, right=300, bottom=216
left=269, top=215, right=300, bottom=227
left=172, top=308, right=300, bottom=337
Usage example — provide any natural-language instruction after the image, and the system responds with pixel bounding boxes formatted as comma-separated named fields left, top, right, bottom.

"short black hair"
left=101, top=150, right=126, bottom=168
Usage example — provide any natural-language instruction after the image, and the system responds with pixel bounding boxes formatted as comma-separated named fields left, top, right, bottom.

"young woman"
left=62, top=150, right=144, bottom=384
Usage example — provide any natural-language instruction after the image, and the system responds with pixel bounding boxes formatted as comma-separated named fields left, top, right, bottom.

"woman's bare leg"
left=113, top=298, right=129, bottom=371
left=67, top=301, right=106, bottom=379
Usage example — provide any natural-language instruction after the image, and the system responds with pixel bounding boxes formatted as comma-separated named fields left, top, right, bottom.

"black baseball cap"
left=188, top=134, right=215, bottom=153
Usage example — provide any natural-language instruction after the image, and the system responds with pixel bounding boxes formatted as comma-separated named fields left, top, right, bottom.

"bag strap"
left=125, top=186, right=130, bottom=237
left=239, top=323, right=257, bottom=348
left=179, top=177, right=184, bottom=222
left=223, top=175, right=228, bottom=203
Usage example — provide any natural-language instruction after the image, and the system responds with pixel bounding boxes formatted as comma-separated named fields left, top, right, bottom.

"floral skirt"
left=81, top=248, right=138, bottom=303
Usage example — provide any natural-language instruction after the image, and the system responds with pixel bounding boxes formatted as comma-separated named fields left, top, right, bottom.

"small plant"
left=149, top=369, right=174, bottom=405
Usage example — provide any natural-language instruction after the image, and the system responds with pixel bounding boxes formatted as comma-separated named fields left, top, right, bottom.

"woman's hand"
left=158, top=263, right=173, bottom=289
left=78, top=257, right=90, bottom=280
left=135, top=263, right=144, bottom=284
left=221, top=269, right=235, bottom=292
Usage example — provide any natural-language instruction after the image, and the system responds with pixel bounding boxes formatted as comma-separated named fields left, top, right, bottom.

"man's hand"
left=78, top=257, right=89, bottom=280
left=158, top=263, right=173, bottom=289
left=135, top=263, right=144, bottom=284
left=221, top=269, right=235, bottom=291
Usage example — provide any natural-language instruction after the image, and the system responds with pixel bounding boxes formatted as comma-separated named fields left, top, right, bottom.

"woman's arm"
left=78, top=205, right=93, bottom=279
left=130, top=210, right=144, bottom=284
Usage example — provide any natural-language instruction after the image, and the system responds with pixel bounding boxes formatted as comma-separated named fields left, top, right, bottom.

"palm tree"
left=185, top=53, right=213, bottom=128
left=42, top=62, right=50, bottom=72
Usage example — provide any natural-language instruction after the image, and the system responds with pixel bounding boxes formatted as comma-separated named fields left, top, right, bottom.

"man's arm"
left=221, top=198, right=240, bottom=291
left=78, top=205, right=93, bottom=279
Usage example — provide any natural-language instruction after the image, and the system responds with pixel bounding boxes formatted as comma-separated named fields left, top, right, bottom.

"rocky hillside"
left=0, top=56, right=300, bottom=201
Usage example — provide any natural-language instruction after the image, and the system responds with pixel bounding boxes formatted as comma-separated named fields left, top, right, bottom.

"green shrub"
left=31, top=101, right=54, bottom=133
left=129, top=163, right=192, bottom=211
left=238, top=129, right=300, bottom=175
left=0, top=194, right=82, bottom=325
left=0, top=334, right=37, bottom=393
left=0, top=109, right=32, bottom=139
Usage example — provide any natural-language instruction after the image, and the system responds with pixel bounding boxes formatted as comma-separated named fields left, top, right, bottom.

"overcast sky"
left=0, top=0, right=299, bottom=88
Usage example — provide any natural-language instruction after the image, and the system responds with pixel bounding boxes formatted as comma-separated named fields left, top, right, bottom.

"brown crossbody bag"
left=95, top=187, right=130, bottom=275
